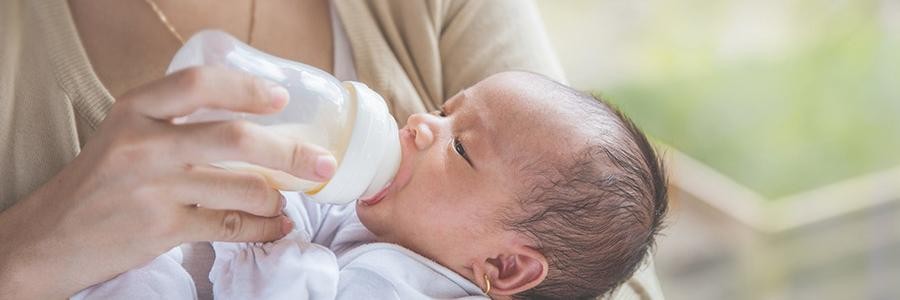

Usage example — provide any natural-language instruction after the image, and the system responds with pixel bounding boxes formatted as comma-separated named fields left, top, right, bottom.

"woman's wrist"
left=0, top=255, right=39, bottom=299
left=0, top=222, right=39, bottom=298
left=0, top=205, right=37, bottom=298
left=0, top=197, right=71, bottom=299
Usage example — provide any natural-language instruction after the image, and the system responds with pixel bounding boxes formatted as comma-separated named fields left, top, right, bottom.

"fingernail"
left=281, top=216, right=293, bottom=235
left=268, top=83, right=289, bottom=109
left=280, top=195, right=287, bottom=210
left=315, top=155, right=337, bottom=180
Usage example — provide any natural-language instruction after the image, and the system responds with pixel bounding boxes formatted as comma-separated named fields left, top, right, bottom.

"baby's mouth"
left=359, top=127, right=417, bottom=206
left=359, top=181, right=392, bottom=206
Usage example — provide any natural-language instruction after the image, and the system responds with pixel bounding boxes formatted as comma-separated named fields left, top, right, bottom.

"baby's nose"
left=407, top=114, right=436, bottom=150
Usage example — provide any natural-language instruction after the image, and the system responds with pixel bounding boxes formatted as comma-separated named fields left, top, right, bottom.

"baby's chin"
left=355, top=173, right=413, bottom=240
left=356, top=194, right=423, bottom=248
left=355, top=199, right=392, bottom=239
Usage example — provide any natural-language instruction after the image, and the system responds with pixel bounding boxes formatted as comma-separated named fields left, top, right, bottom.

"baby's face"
left=356, top=72, right=585, bottom=282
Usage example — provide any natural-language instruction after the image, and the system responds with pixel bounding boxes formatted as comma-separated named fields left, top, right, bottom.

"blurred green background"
left=536, top=1, right=900, bottom=299
left=537, top=0, right=900, bottom=199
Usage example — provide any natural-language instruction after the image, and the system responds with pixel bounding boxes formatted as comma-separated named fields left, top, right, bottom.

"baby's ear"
left=485, top=246, right=548, bottom=296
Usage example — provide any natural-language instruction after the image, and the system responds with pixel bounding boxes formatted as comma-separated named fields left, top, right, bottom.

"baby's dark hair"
left=504, top=75, right=668, bottom=299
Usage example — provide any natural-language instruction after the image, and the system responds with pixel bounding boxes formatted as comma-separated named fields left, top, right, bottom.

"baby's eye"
left=438, top=109, right=447, bottom=117
left=453, top=138, right=473, bottom=166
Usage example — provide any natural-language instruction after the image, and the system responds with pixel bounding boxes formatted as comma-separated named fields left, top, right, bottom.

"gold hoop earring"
left=483, top=274, right=492, bottom=294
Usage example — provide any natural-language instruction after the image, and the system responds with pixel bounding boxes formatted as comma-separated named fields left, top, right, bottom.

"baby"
left=73, top=71, right=668, bottom=300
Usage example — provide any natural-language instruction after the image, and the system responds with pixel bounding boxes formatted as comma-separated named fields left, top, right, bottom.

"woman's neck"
left=69, top=0, right=333, bottom=98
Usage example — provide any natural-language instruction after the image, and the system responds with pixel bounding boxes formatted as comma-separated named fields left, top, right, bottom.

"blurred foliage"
left=538, top=0, right=900, bottom=198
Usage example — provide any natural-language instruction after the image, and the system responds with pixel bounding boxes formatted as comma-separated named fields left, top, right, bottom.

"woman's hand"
left=0, top=66, right=336, bottom=299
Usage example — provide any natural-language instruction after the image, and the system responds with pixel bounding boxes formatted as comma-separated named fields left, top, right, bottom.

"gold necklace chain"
left=143, top=0, right=257, bottom=45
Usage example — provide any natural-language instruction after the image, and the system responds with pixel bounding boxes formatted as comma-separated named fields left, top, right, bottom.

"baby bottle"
left=166, top=30, right=400, bottom=205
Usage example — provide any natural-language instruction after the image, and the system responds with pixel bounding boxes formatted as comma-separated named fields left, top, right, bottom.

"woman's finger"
left=172, top=121, right=337, bottom=182
left=165, top=166, right=285, bottom=217
left=182, top=208, right=292, bottom=243
left=120, top=66, right=289, bottom=120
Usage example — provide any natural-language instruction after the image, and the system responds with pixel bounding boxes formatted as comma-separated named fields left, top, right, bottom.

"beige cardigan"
left=0, top=0, right=662, bottom=299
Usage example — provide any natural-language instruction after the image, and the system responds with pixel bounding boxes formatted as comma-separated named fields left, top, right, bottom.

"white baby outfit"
left=71, top=192, right=487, bottom=299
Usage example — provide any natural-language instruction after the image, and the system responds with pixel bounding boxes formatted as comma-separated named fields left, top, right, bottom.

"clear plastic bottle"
left=167, top=30, right=400, bottom=205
